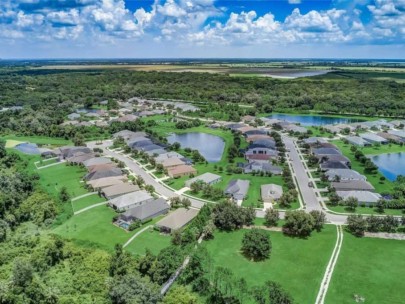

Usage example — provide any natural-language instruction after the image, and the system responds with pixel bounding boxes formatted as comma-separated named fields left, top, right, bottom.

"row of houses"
left=323, top=119, right=405, bottom=137
left=113, top=130, right=197, bottom=178
left=260, top=118, right=308, bottom=134
left=306, top=138, right=382, bottom=205
left=60, top=145, right=199, bottom=232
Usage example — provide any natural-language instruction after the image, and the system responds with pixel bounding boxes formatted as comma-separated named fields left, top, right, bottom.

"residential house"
left=67, top=153, right=95, bottom=164
left=155, top=152, right=185, bottom=163
left=243, top=162, right=282, bottom=174
left=336, top=191, right=382, bottom=205
left=167, top=165, right=197, bottom=178
left=318, top=154, right=351, bottom=167
left=249, top=139, right=276, bottom=150
left=102, top=183, right=140, bottom=200
left=360, top=133, right=388, bottom=145
left=245, top=147, right=278, bottom=158
left=113, top=130, right=146, bottom=141
left=225, top=179, right=250, bottom=201
left=185, top=172, right=222, bottom=188
left=236, top=126, right=256, bottom=134
left=118, top=198, right=170, bottom=225
left=83, top=157, right=112, bottom=168
left=244, top=129, right=268, bottom=137
left=346, top=136, right=371, bottom=147
left=261, top=184, right=283, bottom=203
left=246, top=154, right=273, bottom=162
left=109, top=190, right=154, bottom=211
left=224, top=123, right=245, bottom=131
left=87, top=176, right=127, bottom=189
left=331, top=180, right=375, bottom=192
left=320, top=161, right=349, bottom=171
left=312, top=148, right=342, bottom=157
left=87, top=163, right=116, bottom=173
left=325, top=169, right=366, bottom=181
left=85, top=167, right=123, bottom=181
left=376, top=132, right=404, bottom=143
left=161, top=157, right=185, bottom=170
left=388, top=130, right=405, bottom=139
left=60, top=146, right=92, bottom=159
left=303, top=137, right=328, bottom=146
left=324, top=125, right=341, bottom=134
left=117, top=114, right=139, bottom=123
left=246, top=134, right=272, bottom=142
left=155, top=208, right=199, bottom=233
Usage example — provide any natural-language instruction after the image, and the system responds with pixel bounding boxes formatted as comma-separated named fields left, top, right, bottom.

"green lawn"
left=71, top=194, right=106, bottom=212
left=125, top=229, right=171, bottom=256
left=327, top=205, right=404, bottom=216
left=53, top=206, right=162, bottom=252
left=332, top=140, right=398, bottom=193
left=204, top=225, right=337, bottom=303
left=1, top=134, right=72, bottom=146
left=326, top=232, right=405, bottom=304
left=306, top=126, right=335, bottom=138
left=38, top=163, right=88, bottom=198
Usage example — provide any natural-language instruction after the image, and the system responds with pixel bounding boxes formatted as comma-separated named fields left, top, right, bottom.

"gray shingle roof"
left=156, top=208, right=199, bottom=231
left=120, top=198, right=169, bottom=222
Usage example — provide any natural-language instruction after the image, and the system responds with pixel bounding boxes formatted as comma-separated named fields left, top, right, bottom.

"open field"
left=31, top=63, right=405, bottom=82
left=326, top=232, right=405, bottom=304
left=204, top=225, right=337, bottom=304
left=327, top=205, right=403, bottom=216
left=125, top=229, right=171, bottom=256
left=37, top=163, right=88, bottom=198
left=71, top=194, right=106, bottom=212
left=53, top=206, right=164, bottom=252
left=1, top=135, right=72, bottom=146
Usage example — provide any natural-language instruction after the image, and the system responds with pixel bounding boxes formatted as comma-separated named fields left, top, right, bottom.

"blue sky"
left=0, top=0, right=404, bottom=59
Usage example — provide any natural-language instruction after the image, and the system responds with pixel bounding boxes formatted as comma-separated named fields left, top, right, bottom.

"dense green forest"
left=1, top=68, right=405, bottom=121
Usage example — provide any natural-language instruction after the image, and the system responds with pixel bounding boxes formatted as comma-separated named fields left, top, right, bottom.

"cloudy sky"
left=0, top=0, right=404, bottom=59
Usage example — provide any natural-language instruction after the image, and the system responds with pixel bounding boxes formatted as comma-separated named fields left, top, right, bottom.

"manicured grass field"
left=53, top=206, right=163, bottom=252
left=1, top=135, right=72, bottom=146
left=204, top=225, right=337, bottom=303
left=328, top=205, right=403, bottom=216
left=125, top=229, right=171, bottom=256
left=326, top=232, right=405, bottom=304
left=38, top=163, right=88, bottom=198
left=332, top=140, right=397, bottom=193
left=71, top=194, right=106, bottom=212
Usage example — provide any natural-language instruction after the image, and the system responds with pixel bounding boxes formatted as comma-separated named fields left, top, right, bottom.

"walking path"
left=71, top=192, right=97, bottom=201
left=160, top=234, right=205, bottom=295
left=36, top=160, right=65, bottom=170
left=123, top=225, right=153, bottom=248
left=315, top=225, right=344, bottom=304
left=74, top=201, right=107, bottom=215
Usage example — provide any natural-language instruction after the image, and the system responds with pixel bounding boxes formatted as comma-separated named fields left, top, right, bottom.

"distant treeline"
left=0, top=69, right=404, bottom=133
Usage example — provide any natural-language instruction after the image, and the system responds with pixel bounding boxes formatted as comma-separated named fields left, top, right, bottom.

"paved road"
left=282, top=136, right=347, bottom=225
left=87, top=141, right=206, bottom=210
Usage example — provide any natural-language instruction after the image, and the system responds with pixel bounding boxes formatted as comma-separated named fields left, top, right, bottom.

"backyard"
left=326, top=232, right=405, bottom=304
left=71, top=194, right=106, bottom=212
left=204, top=225, right=337, bottom=304
left=331, top=140, right=399, bottom=193
left=52, top=205, right=165, bottom=252
left=37, top=163, right=88, bottom=198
